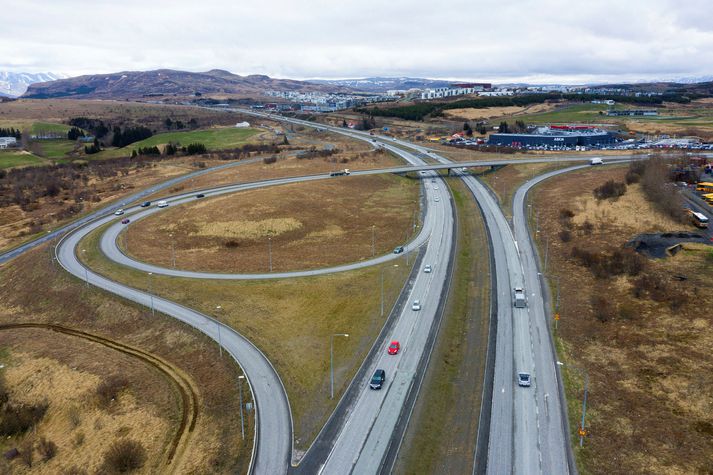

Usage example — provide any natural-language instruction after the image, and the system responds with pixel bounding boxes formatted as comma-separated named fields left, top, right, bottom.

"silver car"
left=518, top=372, right=531, bottom=387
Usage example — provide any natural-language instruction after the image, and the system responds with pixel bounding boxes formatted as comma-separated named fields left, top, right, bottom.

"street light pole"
left=81, top=249, right=89, bottom=287
left=237, top=375, right=245, bottom=439
left=268, top=237, right=272, bottom=272
left=557, top=361, right=589, bottom=447
left=380, top=267, right=385, bottom=317
left=216, top=305, right=223, bottom=358
left=330, top=333, right=349, bottom=399
left=371, top=225, right=375, bottom=257
left=170, top=233, right=175, bottom=268
left=147, top=272, right=155, bottom=317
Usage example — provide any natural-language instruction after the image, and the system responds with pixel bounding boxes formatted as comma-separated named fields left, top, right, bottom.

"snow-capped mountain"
left=0, top=72, right=66, bottom=97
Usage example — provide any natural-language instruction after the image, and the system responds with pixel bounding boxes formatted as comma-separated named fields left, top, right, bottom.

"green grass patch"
left=95, top=127, right=260, bottom=159
left=31, top=121, right=73, bottom=134
left=0, top=150, right=45, bottom=169
left=35, top=139, right=77, bottom=159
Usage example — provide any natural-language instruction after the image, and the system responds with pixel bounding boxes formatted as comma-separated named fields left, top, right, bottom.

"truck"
left=329, top=169, right=351, bottom=177
left=514, top=287, right=526, bottom=308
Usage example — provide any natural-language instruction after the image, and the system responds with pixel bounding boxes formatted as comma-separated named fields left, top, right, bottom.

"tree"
left=186, top=143, right=206, bottom=155
left=164, top=117, right=173, bottom=129
left=498, top=121, right=509, bottom=133
left=463, top=122, right=473, bottom=136
left=67, top=127, right=85, bottom=141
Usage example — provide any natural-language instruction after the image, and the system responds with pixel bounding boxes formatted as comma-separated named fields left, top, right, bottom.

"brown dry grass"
left=443, top=106, right=528, bottom=121
left=0, top=245, right=251, bottom=474
left=123, top=174, right=419, bottom=272
left=533, top=166, right=713, bottom=475
left=79, top=221, right=414, bottom=452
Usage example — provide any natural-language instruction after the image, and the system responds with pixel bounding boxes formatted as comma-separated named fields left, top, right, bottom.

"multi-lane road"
left=6, top=105, right=681, bottom=474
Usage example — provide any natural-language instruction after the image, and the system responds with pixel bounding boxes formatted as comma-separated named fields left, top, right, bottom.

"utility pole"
left=268, top=237, right=273, bottom=272
left=170, top=233, right=176, bottom=268
left=215, top=305, right=223, bottom=358
left=148, top=272, right=155, bottom=317
left=371, top=225, right=375, bottom=257
left=380, top=267, right=385, bottom=317
left=330, top=333, right=349, bottom=399
left=237, top=375, right=245, bottom=439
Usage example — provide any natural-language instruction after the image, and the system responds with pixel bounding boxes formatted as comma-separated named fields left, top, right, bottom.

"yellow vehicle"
left=702, top=193, right=713, bottom=205
left=695, top=182, right=713, bottom=193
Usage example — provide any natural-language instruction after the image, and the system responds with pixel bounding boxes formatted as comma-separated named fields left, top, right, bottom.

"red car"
left=121, top=218, right=130, bottom=224
left=387, top=341, right=400, bottom=355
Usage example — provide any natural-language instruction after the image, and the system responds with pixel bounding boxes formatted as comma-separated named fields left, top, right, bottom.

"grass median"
left=394, top=177, right=491, bottom=474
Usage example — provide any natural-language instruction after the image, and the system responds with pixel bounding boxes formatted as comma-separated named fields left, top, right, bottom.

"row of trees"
left=0, top=127, right=21, bottom=139
left=111, top=125, right=153, bottom=148
left=358, top=92, right=694, bottom=121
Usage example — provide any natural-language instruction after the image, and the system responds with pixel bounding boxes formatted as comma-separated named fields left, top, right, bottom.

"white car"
left=423, top=265, right=432, bottom=273
left=590, top=157, right=603, bottom=165
left=411, top=300, right=422, bottom=311
left=518, top=372, right=531, bottom=387
left=114, top=209, right=124, bottom=216
left=157, top=200, right=169, bottom=208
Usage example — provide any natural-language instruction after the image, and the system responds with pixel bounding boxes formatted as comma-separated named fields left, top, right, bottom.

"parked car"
left=517, top=372, right=531, bottom=387
left=114, top=209, right=124, bottom=216
left=369, top=369, right=386, bottom=389
left=121, top=218, right=130, bottom=224
left=411, top=300, right=421, bottom=311
left=393, top=246, right=404, bottom=254
left=196, top=193, right=205, bottom=198
left=157, top=200, right=168, bottom=208
left=423, top=265, right=432, bottom=273
left=140, top=201, right=151, bottom=207
left=387, top=341, right=400, bottom=355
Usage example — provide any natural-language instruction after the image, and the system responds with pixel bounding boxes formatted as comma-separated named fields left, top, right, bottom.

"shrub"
left=580, top=220, right=594, bottom=235
left=593, top=180, right=627, bottom=201
left=591, top=295, right=617, bottom=322
left=262, top=155, right=277, bottom=164
left=0, top=403, right=48, bottom=436
left=37, top=436, right=57, bottom=461
left=558, top=230, right=572, bottom=242
left=19, top=438, right=33, bottom=467
left=185, top=142, right=207, bottom=155
left=102, top=439, right=147, bottom=472
left=96, top=375, right=129, bottom=408
left=224, top=240, right=239, bottom=248
left=559, top=208, right=575, bottom=220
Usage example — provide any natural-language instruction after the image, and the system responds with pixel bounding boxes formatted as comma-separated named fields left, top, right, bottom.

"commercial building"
left=420, top=83, right=491, bottom=100
left=488, top=126, right=615, bottom=148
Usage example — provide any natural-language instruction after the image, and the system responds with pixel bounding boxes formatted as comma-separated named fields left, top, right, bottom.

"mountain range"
left=0, top=71, right=66, bottom=97
left=308, top=76, right=455, bottom=92
left=21, top=69, right=351, bottom=100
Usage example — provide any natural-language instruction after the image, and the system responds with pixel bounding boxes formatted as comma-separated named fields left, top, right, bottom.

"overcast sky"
left=3, top=0, right=713, bottom=84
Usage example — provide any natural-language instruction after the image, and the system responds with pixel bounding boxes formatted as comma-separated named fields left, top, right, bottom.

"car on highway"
left=393, top=246, right=404, bottom=254
left=369, top=369, right=386, bottom=389
left=423, top=265, right=432, bottom=273
left=590, top=157, right=603, bottom=165
left=196, top=193, right=205, bottom=198
left=411, top=300, right=421, bottom=311
left=157, top=200, right=169, bottom=208
left=114, top=209, right=124, bottom=215
left=517, top=372, right=531, bottom=387
left=121, top=218, right=130, bottom=224
left=387, top=341, right=400, bottom=355
left=140, top=201, right=151, bottom=207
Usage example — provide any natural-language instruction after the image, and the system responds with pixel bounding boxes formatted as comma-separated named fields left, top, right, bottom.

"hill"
left=23, top=69, right=351, bottom=99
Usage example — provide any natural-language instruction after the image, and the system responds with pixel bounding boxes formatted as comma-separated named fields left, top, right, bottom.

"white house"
left=0, top=137, right=17, bottom=149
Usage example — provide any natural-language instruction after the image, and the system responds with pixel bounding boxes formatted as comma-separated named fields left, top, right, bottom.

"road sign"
left=554, top=313, right=560, bottom=321
left=578, top=427, right=587, bottom=437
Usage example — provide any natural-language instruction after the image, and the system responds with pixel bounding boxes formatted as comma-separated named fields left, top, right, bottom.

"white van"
left=590, top=157, right=603, bottom=166
left=157, top=200, right=169, bottom=208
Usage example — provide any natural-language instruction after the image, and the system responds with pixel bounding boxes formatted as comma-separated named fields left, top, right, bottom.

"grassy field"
left=34, top=139, right=78, bottom=159
left=79, top=220, right=414, bottom=451
left=394, top=178, right=491, bottom=474
left=0, top=244, right=251, bottom=474
left=121, top=174, right=420, bottom=272
left=0, top=150, right=45, bottom=169
left=31, top=121, right=75, bottom=134
left=532, top=166, right=713, bottom=474
left=95, top=127, right=261, bottom=159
